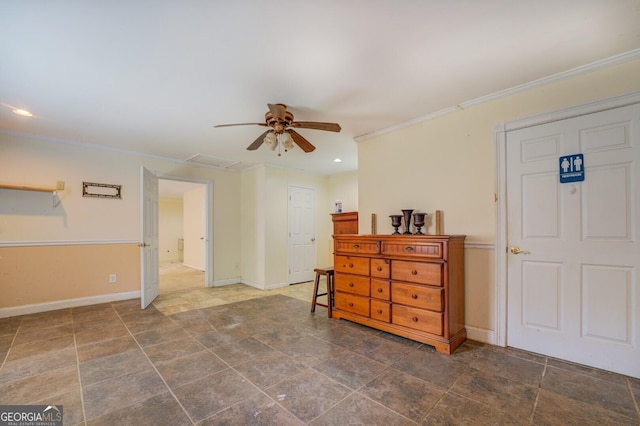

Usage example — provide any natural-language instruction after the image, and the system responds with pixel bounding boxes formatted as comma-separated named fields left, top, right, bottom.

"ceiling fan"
left=214, top=103, right=341, bottom=155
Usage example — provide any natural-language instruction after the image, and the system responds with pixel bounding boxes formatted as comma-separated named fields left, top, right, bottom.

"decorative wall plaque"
left=82, top=182, right=122, bottom=199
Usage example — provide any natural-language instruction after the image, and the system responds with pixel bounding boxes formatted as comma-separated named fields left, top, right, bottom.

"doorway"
left=158, top=178, right=209, bottom=294
left=497, top=93, right=640, bottom=378
left=141, top=172, right=213, bottom=307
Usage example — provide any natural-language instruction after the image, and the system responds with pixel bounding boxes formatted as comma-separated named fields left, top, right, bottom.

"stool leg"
left=327, top=273, right=333, bottom=318
left=311, top=272, right=320, bottom=313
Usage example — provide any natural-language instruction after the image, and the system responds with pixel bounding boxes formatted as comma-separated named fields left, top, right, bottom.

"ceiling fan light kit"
left=214, top=103, right=341, bottom=155
left=264, top=132, right=296, bottom=156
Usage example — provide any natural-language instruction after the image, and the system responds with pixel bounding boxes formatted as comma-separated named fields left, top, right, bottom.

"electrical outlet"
left=109, top=274, right=117, bottom=283
left=56, top=180, right=65, bottom=190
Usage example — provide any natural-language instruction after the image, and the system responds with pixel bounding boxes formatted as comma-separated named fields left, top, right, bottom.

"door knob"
left=311, top=237, right=316, bottom=242
left=510, top=247, right=530, bottom=255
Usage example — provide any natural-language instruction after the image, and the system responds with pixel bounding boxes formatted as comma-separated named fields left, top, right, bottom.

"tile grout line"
left=113, top=305, right=198, bottom=425
left=423, top=344, right=491, bottom=423
left=70, top=309, right=89, bottom=426
left=0, top=321, right=21, bottom=372
left=169, top=304, right=307, bottom=424
left=627, top=377, right=640, bottom=420
left=528, top=357, right=549, bottom=425
left=303, top=339, right=422, bottom=424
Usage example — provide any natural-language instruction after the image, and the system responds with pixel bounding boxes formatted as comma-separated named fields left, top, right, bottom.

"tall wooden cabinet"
left=332, top=234, right=466, bottom=354
left=331, top=212, right=358, bottom=234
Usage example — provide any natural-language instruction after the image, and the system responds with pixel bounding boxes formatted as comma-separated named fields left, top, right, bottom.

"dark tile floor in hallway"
left=1, top=292, right=639, bottom=425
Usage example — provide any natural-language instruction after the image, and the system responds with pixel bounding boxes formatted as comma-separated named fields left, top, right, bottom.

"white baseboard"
left=466, top=324, right=498, bottom=345
left=212, top=277, right=242, bottom=287
left=239, top=279, right=262, bottom=290
left=264, top=282, right=288, bottom=290
left=0, top=291, right=141, bottom=319
left=182, top=263, right=205, bottom=272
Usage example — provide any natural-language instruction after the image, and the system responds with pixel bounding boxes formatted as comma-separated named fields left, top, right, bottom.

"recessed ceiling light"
left=333, top=158, right=342, bottom=163
left=13, top=108, right=33, bottom=117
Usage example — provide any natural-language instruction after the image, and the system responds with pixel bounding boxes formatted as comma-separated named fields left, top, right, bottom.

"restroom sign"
left=559, top=153, right=585, bottom=183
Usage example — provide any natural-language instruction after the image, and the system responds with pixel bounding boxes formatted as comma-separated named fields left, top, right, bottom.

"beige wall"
left=358, top=59, right=640, bottom=342
left=240, top=167, right=264, bottom=287
left=0, top=243, right=139, bottom=314
left=0, top=132, right=242, bottom=312
left=328, top=171, right=358, bottom=213
left=159, top=198, right=183, bottom=262
left=240, top=165, right=337, bottom=289
left=265, top=167, right=332, bottom=287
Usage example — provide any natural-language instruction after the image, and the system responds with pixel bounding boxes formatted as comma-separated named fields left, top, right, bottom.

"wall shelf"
left=0, top=182, right=65, bottom=207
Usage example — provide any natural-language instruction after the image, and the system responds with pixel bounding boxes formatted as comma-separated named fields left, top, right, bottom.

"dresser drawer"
left=371, top=258, right=390, bottom=278
left=382, top=241, right=443, bottom=259
left=391, top=283, right=443, bottom=311
left=334, top=239, right=380, bottom=255
left=370, top=300, right=390, bottom=322
left=334, top=293, right=370, bottom=317
left=335, top=255, right=370, bottom=276
left=392, top=305, right=443, bottom=336
left=335, top=273, right=370, bottom=296
left=371, top=279, right=390, bottom=300
left=391, top=260, right=443, bottom=286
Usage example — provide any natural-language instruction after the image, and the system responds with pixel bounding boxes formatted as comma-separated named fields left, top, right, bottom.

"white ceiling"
left=1, top=1, right=639, bottom=175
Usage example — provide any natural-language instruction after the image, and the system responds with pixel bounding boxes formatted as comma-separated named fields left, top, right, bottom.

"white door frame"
left=494, top=91, right=640, bottom=347
left=147, top=172, right=214, bottom=287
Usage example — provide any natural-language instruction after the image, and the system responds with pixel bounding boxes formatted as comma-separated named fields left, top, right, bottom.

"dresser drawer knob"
left=377, top=309, right=383, bottom=314
left=349, top=263, right=354, bottom=268
left=353, top=244, right=360, bottom=249
left=348, top=282, right=354, bottom=287
left=411, top=294, right=418, bottom=299
left=376, top=266, right=382, bottom=271
left=348, top=302, right=354, bottom=307
left=377, top=288, right=383, bottom=293
left=405, top=246, right=414, bottom=251
left=412, top=316, right=419, bottom=322
left=411, top=270, right=418, bottom=275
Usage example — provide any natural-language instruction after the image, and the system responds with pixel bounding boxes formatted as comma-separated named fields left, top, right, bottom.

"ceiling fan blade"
left=214, top=123, right=267, bottom=128
left=267, top=103, right=286, bottom=120
left=291, top=121, right=341, bottom=132
left=247, top=130, right=271, bottom=150
left=288, top=129, right=316, bottom=153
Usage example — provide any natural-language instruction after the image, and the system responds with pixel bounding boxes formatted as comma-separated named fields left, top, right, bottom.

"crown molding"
left=355, top=48, right=640, bottom=143
left=0, top=129, right=242, bottom=172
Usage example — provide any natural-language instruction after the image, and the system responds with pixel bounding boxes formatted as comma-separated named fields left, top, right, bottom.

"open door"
left=141, top=166, right=159, bottom=308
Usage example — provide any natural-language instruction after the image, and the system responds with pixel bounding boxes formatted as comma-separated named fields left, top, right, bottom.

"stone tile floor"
left=0, top=282, right=639, bottom=425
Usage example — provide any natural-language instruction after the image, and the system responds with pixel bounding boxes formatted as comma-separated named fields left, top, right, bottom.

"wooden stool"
left=311, top=267, right=334, bottom=317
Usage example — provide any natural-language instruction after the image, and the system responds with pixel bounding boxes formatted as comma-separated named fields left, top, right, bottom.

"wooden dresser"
left=332, top=234, right=466, bottom=354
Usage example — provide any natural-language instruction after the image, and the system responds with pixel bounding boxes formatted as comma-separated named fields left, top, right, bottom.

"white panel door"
left=288, top=186, right=316, bottom=284
left=141, top=167, right=159, bottom=309
left=506, top=103, right=640, bottom=378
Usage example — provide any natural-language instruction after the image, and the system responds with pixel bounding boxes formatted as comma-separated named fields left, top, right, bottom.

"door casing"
left=141, top=172, right=214, bottom=307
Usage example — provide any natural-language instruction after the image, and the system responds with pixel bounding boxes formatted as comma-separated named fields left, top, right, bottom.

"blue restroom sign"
left=559, top=153, right=585, bottom=183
